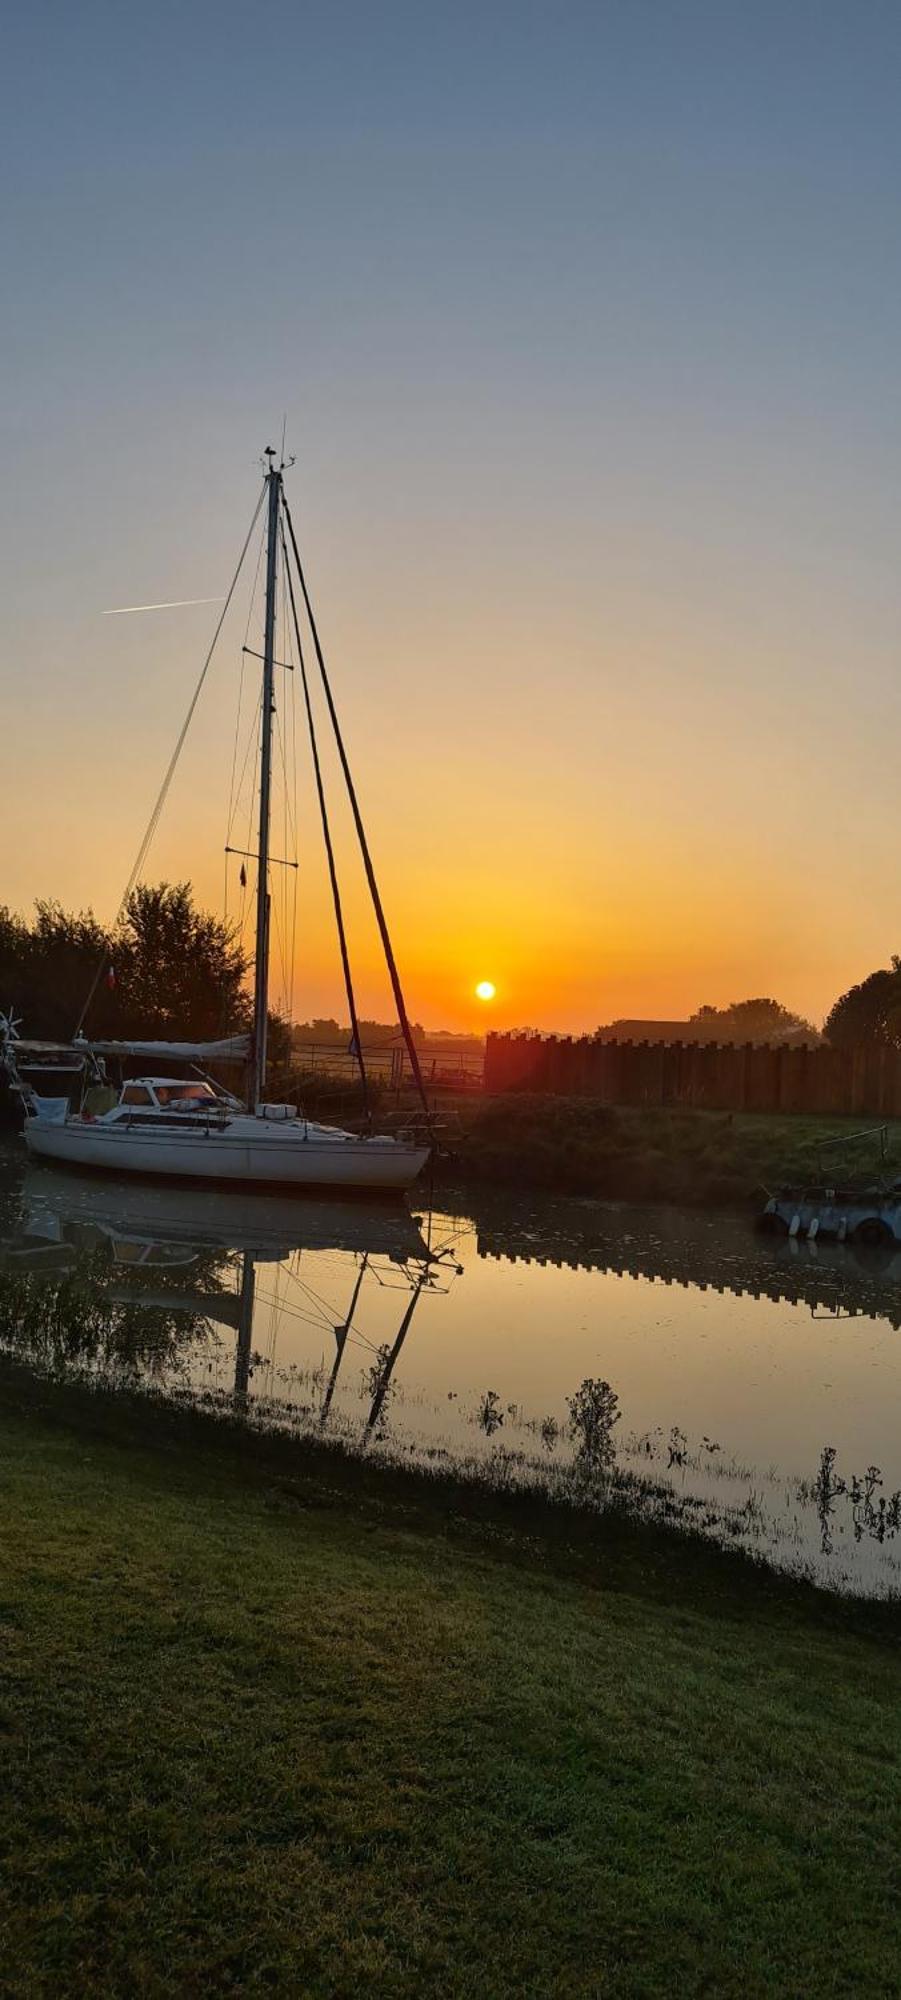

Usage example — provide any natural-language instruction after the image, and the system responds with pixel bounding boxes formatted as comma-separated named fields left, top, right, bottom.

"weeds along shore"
left=428, top=1096, right=901, bottom=1207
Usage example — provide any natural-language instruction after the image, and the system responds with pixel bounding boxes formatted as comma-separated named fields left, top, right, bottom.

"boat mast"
left=252, top=451, right=281, bottom=1108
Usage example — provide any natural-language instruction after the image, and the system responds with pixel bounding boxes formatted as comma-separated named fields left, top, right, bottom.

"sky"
left=3, top=0, right=901, bottom=1033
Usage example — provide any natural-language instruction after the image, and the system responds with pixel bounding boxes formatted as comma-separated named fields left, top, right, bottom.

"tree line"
left=0, top=884, right=250, bottom=1045
left=0, top=884, right=473, bottom=1060
left=291, top=1019, right=483, bottom=1052
left=678, top=978, right=901, bottom=1051
left=688, top=998, right=818, bottom=1046
left=3, top=885, right=900, bottom=1054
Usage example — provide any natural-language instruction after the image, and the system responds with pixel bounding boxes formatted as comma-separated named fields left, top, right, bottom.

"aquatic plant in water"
left=476, top=1388, right=505, bottom=1436
left=667, top=1426, right=688, bottom=1469
left=567, top=1378, right=620, bottom=1474
left=801, top=1446, right=901, bottom=1555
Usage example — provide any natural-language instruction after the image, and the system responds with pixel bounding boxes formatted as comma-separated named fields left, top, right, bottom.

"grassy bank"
left=436, top=1096, right=901, bottom=1207
left=1, top=1362, right=899, bottom=1996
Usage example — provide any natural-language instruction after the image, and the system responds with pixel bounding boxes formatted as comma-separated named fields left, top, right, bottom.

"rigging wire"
left=225, top=507, right=270, bottom=984
left=273, top=550, right=298, bottom=1022
left=225, top=665, right=264, bottom=971
left=226, top=514, right=267, bottom=845
left=252, top=1285, right=382, bottom=1353
left=273, top=711, right=298, bottom=1002
left=77, top=482, right=267, bottom=1036
left=282, top=1257, right=358, bottom=1323
left=288, top=578, right=299, bottom=1029
left=279, top=511, right=371, bottom=1126
left=276, top=556, right=288, bottom=1024
left=280, top=491, right=431, bottom=1124
left=271, top=705, right=298, bottom=1022
left=226, top=698, right=264, bottom=861
left=268, top=849, right=291, bottom=1029
left=224, top=508, right=268, bottom=933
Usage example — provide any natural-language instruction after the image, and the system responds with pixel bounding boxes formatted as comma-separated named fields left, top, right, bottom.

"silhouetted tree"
left=690, top=997, right=818, bottom=1046
left=265, top=1007, right=294, bottom=1072
left=290, top=1016, right=481, bottom=1051
left=0, top=883, right=250, bottom=1043
left=115, top=883, right=249, bottom=1040
left=824, top=959, right=901, bottom=1051
left=0, top=900, right=117, bottom=1040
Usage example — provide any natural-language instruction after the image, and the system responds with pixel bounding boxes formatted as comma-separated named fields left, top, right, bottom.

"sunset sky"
left=4, top=3, right=901, bottom=1032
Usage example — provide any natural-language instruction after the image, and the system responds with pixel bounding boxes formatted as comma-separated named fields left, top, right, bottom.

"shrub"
left=567, top=1378, right=620, bottom=1473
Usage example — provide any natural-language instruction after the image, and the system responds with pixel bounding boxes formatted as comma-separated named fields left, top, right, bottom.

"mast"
left=251, top=452, right=281, bottom=1108
left=233, top=1253, right=256, bottom=1404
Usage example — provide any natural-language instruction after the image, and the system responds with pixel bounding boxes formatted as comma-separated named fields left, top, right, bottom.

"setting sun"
left=475, top=980, right=496, bottom=1002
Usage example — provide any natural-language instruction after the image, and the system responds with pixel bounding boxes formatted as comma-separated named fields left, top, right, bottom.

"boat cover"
left=73, top=1035, right=251, bottom=1062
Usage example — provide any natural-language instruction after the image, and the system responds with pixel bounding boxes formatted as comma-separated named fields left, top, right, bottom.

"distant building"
left=595, top=1019, right=715, bottom=1044
left=596, top=1018, right=818, bottom=1047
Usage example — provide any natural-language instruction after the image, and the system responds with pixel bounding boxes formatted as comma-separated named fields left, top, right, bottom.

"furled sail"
left=73, top=1035, right=251, bottom=1062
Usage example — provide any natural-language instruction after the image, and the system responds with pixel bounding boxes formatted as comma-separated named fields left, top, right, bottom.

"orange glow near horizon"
left=2, top=464, right=898, bottom=1042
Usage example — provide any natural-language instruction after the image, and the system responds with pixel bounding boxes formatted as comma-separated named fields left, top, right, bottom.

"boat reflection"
left=0, top=1163, right=462, bottom=1420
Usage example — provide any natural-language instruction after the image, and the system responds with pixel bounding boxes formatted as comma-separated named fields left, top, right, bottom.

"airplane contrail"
left=102, top=595, right=225, bottom=616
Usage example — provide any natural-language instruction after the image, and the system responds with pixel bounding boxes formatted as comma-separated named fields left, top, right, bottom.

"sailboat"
left=6, top=453, right=431, bottom=1194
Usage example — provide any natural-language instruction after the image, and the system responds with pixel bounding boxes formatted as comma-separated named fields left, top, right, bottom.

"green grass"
left=1, top=1363, right=899, bottom=1996
left=438, top=1096, right=901, bottom=1207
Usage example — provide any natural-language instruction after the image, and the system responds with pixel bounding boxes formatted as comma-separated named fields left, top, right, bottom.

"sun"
left=475, top=980, right=496, bottom=1002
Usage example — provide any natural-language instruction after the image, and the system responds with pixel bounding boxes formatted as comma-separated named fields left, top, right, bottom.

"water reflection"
left=0, top=1163, right=458, bottom=1422
left=0, top=1172, right=233, bottom=1383
left=1, top=1147, right=899, bottom=1598
left=469, top=1186, right=901, bottom=1326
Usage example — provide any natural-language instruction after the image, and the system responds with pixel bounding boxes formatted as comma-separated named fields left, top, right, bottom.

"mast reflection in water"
left=1, top=1146, right=900, bottom=1597
left=0, top=1158, right=458, bottom=1425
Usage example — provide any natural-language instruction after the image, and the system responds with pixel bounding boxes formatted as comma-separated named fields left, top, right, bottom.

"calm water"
left=1, top=1139, right=899, bottom=1597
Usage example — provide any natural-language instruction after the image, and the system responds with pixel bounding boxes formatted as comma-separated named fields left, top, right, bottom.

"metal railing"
left=288, top=1041, right=485, bottom=1090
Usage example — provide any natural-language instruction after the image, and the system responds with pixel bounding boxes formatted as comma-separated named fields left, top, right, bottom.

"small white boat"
left=22, top=1075, right=427, bottom=1191
left=759, top=1185, right=901, bottom=1249
left=4, top=452, right=431, bottom=1196
left=758, top=1125, right=901, bottom=1249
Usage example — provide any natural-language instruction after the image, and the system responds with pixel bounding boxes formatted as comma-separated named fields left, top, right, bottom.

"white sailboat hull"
left=23, top=1116, right=429, bottom=1194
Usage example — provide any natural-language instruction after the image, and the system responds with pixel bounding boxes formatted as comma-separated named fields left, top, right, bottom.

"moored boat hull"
left=23, top=1118, right=429, bottom=1194
left=759, top=1190, right=901, bottom=1247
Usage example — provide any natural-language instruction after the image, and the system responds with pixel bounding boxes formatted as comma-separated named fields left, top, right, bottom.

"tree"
left=292, top=1018, right=342, bottom=1046
left=0, top=884, right=251, bottom=1044
left=265, top=1008, right=294, bottom=1072
left=115, top=883, right=250, bottom=1040
left=690, top=998, right=818, bottom=1046
left=824, top=959, right=901, bottom=1051
left=0, top=905, right=32, bottom=1019
left=0, top=900, right=117, bottom=1041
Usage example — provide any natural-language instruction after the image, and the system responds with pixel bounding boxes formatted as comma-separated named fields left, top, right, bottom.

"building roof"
left=596, top=1019, right=714, bottom=1043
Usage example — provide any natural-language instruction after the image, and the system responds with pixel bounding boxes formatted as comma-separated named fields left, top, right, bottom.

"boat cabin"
left=108, top=1079, right=228, bottom=1125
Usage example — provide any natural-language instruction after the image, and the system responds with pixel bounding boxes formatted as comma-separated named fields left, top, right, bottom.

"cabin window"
left=154, top=1083, right=216, bottom=1107
left=121, top=1085, right=153, bottom=1107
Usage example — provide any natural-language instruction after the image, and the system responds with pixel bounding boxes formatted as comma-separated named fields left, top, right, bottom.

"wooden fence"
left=483, top=1032, right=901, bottom=1119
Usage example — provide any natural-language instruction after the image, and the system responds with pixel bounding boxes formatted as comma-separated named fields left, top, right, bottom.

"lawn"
left=1, top=1363, right=899, bottom=1996
left=439, top=1096, right=901, bottom=1207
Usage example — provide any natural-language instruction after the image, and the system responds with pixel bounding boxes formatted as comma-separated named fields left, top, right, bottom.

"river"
left=1, top=1140, right=899, bottom=1597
